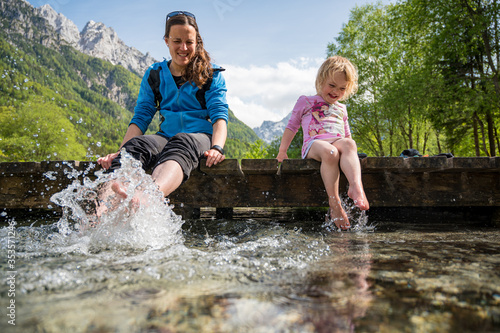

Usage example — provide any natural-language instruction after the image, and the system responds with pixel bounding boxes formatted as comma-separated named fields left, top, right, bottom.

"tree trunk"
left=486, top=110, right=496, bottom=156
left=473, top=112, right=481, bottom=156
left=436, top=130, right=442, bottom=154
left=408, top=105, right=413, bottom=148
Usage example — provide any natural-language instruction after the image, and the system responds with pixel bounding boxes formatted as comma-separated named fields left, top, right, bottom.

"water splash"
left=49, top=150, right=184, bottom=252
left=322, top=195, right=375, bottom=233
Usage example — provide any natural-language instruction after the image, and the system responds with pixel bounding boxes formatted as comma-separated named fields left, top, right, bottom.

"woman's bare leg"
left=151, top=160, right=184, bottom=197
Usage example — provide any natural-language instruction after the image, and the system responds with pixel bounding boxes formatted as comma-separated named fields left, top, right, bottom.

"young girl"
left=277, top=56, right=369, bottom=230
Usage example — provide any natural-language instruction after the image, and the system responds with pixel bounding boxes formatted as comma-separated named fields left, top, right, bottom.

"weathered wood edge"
left=2, top=157, right=499, bottom=175
left=1, top=158, right=499, bottom=223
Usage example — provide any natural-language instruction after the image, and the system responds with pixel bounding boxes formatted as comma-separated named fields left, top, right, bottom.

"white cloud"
left=222, top=57, right=323, bottom=128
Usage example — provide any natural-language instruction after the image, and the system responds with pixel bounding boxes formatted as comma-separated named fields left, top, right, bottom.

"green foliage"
left=0, top=34, right=136, bottom=161
left=242, top=139, right=268, bottom=159
left=227, top=108, right=259, bottom=143
left=0, top=31, right=259, bottom=162
left=224, top=138, right=252, bottom=159
left=265, top=131, right=303, bottom=159
left=0, top=99, right=86, bottom=161
left=328, top=0, right=499, bottom=156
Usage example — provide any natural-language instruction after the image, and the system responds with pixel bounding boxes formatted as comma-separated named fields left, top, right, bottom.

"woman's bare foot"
left=111, top=181, right=128, bottom=199
left=92, top=181, right=140, bottom=221
left=348, top=184, right=369, bottom=210
left=112, top=181, right=148, bottom=214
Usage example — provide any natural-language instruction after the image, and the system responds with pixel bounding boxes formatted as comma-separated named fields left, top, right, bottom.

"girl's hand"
left=276, top=152, right=288, bottom=163
left=204, top=149, right=225, bottom=167
left=97, top=152, right=119, bottom=170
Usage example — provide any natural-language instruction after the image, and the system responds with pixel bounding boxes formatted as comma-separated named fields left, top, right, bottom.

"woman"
left=98, top=11, right=228, bottom=198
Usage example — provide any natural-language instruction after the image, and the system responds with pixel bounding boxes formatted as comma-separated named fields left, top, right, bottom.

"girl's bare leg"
left=307, top=141, right=350, bottom=230
left=332, top=138, right=369, bottom=210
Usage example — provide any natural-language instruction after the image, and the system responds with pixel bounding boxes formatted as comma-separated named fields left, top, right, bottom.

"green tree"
left=242, top=139, right=269, bottom=159
left=0, top=98, right=86, bottom=161
left=404, top=0, right=500, bottom=156
left=265, top=131, right=303, bottom=159
left=329, top=3, right=438, bottom=156
left=328, top=0, right=499, bottom=156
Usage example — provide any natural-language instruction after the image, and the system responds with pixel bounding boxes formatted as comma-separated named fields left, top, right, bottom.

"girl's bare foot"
left=328, top=197, right=351, bottom=230
left=348, top=184, right=369, bottom=210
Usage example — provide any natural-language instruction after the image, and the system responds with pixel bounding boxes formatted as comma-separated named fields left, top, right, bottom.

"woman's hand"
left=97, top=152, right=119, bottom=170
left=276, top=151, right=288, bottom=163
left=204, top=148, right=225, bottom=167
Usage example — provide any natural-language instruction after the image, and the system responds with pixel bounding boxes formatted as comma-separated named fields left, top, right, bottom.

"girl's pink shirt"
left=285, top=95, right=351, bottom=157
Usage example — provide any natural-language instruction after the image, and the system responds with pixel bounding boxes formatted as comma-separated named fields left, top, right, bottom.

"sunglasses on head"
left=166, top=11, right=196, bottom=20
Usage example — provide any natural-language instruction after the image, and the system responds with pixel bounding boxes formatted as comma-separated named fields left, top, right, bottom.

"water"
left=1, top=156, right=499, bottom=332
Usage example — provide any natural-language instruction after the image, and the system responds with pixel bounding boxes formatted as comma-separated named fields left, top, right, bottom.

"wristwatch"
left=211, top=145, right=224, bottom=155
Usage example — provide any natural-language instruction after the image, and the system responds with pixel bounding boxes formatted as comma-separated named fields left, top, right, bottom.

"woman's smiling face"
left=165, top=24, right=197, bottom=74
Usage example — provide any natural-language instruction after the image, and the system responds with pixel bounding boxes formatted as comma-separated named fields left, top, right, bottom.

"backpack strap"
left=147, top=66, right=163, bottom=112
left=196, top=68, right=225, bottom=110
left=147, top=65, right=225, bottom=112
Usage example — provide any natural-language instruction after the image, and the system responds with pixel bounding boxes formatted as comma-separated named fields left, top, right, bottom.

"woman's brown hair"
left=164, top=14, right=212, bottom=88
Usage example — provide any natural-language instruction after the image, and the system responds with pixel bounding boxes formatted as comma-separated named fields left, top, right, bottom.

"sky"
left=25, top=0, right=387, bottom=128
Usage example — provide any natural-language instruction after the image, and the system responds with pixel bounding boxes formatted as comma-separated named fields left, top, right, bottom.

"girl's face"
left=319, top=71, right=347, bottom=104
left=165, top=24, right=197, bottom=73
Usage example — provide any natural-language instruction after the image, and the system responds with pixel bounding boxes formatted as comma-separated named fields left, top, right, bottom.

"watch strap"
left=210, top=145, right=224, bottom=155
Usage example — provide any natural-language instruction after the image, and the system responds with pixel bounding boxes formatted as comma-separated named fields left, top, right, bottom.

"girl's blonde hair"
left=315, top=56, right=358, bottom=101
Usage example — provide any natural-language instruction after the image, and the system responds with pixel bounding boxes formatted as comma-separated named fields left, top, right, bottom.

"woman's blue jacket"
left=130, top=59, right=229, bottom=138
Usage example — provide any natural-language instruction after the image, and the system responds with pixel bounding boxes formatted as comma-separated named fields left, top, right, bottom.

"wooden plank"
left=403, top=156, right=450, bottom=172
left=361, top=156, right=452, bottom=172
left=0, top=160, right=98, bottom=210
left=169, top=168, right=246, bottom=207
left=361, top=171, right=500, bottom=207
left=361, top=157, right=408, bottom=172
left=241, top=159, right=279, bottom=174
left=274, top=173, right=329, bottom=207
left=0, top=161, right=41, bottom=174
left=1, top=159, right=499, bottom=211
left=494, top=157, right=500, bottom=170
left=450, top=157, right=498, bottom=171
left=280, top=159, right=321, bottom=174
left=199, top=158, right=243, bottom=176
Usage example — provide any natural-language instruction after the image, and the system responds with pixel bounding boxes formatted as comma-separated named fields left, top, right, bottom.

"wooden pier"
left=1, top=157, right=499, bottom=223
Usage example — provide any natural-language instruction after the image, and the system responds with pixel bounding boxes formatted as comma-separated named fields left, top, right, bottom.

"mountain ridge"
left=253, top=113, right=291, bottom=144
left=31, top=2, right=271, bottom=144
left=36, top=4, right=157, bottom=75
left=0, top=0, right=258, bottom=160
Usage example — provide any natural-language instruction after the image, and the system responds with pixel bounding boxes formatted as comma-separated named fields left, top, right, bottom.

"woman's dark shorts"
left=108, top=132, right=211, bottom=182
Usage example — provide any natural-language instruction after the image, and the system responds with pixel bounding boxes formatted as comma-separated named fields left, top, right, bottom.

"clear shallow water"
left=1, top=157, right=499, bottom=332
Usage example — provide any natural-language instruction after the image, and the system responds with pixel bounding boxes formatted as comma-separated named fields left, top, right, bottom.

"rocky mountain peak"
left=37, top=4, right=80, bottom=46
left=33, top=4, right=157, bottom=75
left=253, top=113, right=291, bottom=144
